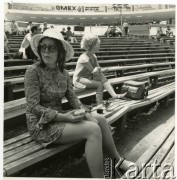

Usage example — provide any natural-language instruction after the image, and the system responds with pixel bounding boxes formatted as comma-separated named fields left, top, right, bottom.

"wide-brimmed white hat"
left=30, top=29, right=74, bottom=61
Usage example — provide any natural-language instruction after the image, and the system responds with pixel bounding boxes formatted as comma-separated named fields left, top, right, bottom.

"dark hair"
left=37, top=37, right=66, bottom=72
left=30, top=25, right=38, bottom=33
left=67, top=26, right=71, bottom=30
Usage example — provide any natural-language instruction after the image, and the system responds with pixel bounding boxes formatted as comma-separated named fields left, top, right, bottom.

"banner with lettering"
left=11, top=3, right=53, bottom=11
left=84, top=6, right=106, bottom=12
left=54, top=5, right=82, bottom=12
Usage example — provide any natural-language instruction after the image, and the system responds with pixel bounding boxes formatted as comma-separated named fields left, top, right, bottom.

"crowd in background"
left=4, top=19, right=175, bottom=60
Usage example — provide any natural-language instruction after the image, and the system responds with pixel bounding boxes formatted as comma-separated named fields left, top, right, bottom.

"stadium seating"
left=4, top=34, right=175, bottom=176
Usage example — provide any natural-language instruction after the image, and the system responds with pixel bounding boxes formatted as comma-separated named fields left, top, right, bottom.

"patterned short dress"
left=24, top=62, right=82, bottom=147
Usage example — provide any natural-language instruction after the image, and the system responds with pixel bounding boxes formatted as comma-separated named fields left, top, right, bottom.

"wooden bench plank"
left=122, top=115, right=174, bottom=178
left=139, top=130, right=174, bottom=179
left=4, top=69, right=175, bottom=120
left=4, top=133, right=30, bottom=147
left=4, top=62, right=175, bottom=84
left=4, top=56, right=175, bottom=69
left=4, top=143, right=77, bottom=176
left=4, top=137, right=33, bottom=153
left=4, top=141, right=37, bottom=159
left=4, top=143, right=45, bottom=166
left=159, top=145, right=175, bottom=179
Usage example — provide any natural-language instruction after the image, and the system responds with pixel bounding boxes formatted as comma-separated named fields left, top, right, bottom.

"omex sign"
left=55, top=6, right=82, bottom=12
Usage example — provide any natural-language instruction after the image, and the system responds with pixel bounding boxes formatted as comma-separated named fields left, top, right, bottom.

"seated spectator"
left=166, top=26, right=173, bottom=37
left=11, top=20, right=19, bottom=35
left=66, top=26, right=78, bottom=43
left=42, top=22, right=49, bottom=33
left=73, top=33, right=126, bottom=105
left=4, top=33, right=13, bottom=59
left=19, top=25, right=41, bottom=59
left=60, top=27, right=67, bottom=40
left=110, top=26, right=117, bottom=37
left=104, top=25, right=111, bottom=37
left=25, top=29, right=135, bottom=178
left=156, top=27, right=166, bottom=37
left=60, top=27, right=66, bottom=36
left=26, top=22, right=33, bottom=34
left=116, top=26, right=122, bottom=37
left=37, top=24, right=42, bottom=32
left=4, top=20, right=12, bottom=38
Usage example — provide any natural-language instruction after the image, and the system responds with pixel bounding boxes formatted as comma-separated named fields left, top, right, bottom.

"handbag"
left=122, top=80, right=148, bottom=100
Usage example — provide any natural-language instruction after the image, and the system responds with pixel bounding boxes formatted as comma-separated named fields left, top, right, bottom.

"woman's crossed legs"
left=54, top=112, right=123, bottom=178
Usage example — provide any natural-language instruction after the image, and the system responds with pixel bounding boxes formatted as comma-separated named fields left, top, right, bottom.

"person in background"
left=4, top=33, right=13, bottom=59
left=25, top=29, right=134, bottom=178
left=116, top=26, right=122, bottom=37
left=60, top=27, right=67, bottom=40
left=73, top=34, right=126, bottom=105
left=156, top=27, right=166, bottom=37
left=42, top=22, right=49, bottom=33
left=123, top=20, right=129, bottom=36
left=66, top=26, right=78, bottom=43
left=166, top=26, right=173, bottom=37
left=110, top=25, right=117, bottom=37
left=105, top=25, right=111, bottom=37
left=19, top=25, right=41, bottom=59
left=26, top=22, right=33, bottom=34
left=4, top=20, right=12, bottom=38
left=11, top=20, right=19, bottom=35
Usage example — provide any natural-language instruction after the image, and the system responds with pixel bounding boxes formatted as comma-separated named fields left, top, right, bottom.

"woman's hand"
left=117, top=92, right=127, bottom=98
left=92, top=67, right=100, bottom=74
left=59, top=110, right=85, bottom=123
left=101, top=68, right=108, bottom=73
left=85, top=112, right=98, bottom=124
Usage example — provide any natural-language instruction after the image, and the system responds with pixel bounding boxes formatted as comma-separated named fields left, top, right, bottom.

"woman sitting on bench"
left=73, top=33, right=126, bottom=105
left=25, top=29, right=134, bottom=178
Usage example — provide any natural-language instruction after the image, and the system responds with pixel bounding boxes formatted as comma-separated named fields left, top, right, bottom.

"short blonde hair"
left=81, top=34, right=100, bottom=51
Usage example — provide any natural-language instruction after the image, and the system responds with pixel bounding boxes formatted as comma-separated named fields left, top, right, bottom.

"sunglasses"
left=39, top=43, right=57, bottom=53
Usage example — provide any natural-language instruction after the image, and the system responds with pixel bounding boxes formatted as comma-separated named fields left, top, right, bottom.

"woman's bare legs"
left=91, top=112, right=121, bottom=161
left=91, top=112, right=134, bottom=170
left=54, top=121, right=104, bottom=178
left=79, top=78, right=104, bottom=104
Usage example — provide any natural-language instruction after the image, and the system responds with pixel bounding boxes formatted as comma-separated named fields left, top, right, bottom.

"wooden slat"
left=4, top=133, right=30, bottom=147
left=107, top=105, right=129, bottom=125
left=139, top=130, right=174, bottom=179
left=4, top=143, right=77, bottom=176
left=4, top=141, right=37, bottom=159
left=4, top=59, right=175, bottom=73
left=4, top=137, right=33, bottom=153
left=4, top=62, right=175, bottom=84
left=4, top=144, right=44, bottom=165
left=152, top=145, right=174, bottom=179
left=121, top=115, right=174, bottom=178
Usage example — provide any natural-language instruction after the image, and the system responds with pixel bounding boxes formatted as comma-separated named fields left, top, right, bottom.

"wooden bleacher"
left=3, top=82, right=175, bottom=176
left=120, top=115, right=174, bottom=179
left=4, top=35, right=175, bottom=177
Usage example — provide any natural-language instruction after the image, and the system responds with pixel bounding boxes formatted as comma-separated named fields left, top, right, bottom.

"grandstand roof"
left=5, top=4, right=175, bottom=25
